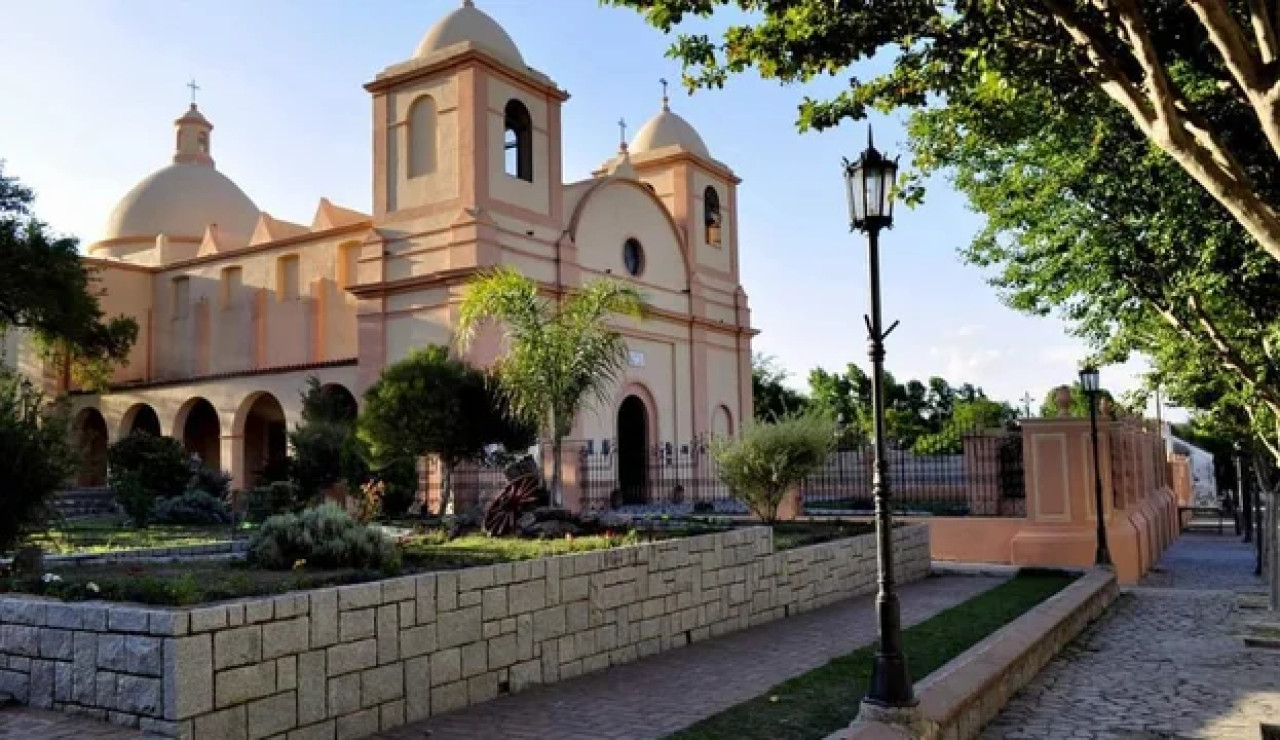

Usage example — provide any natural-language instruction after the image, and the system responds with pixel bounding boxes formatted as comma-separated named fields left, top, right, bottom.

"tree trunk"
left=437, top=460, right=454, bottom=518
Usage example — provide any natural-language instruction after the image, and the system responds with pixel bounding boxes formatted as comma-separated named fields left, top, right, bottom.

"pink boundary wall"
left=916, top=417, right=1181, bottom=584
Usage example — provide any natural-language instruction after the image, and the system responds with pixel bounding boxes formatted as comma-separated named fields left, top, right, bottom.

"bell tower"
left=365, top=1, right=568, bottom=228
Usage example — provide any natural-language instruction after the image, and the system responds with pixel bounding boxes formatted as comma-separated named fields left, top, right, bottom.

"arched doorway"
left=617, top=395, right=650, bottom=505
left=318, top=384, right=358, bottom=423
left=241, top=393, right=288, bottom=488
left=179, top=398, right=221, bottom=471
left=121, top=404, right=161, bottom=437
left=73, top=409, right=109, bottom=487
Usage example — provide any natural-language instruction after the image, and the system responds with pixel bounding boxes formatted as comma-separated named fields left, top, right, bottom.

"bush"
left=0, top=369, right=74, bottom=552
left=244, top=482, right=301, bottom=524
left=711, top=414, right=837, bottom=522
left=107, top=433, right=189, bottom=499
left=247, top=503, right=400, bottom=571
left=114, top=472, right=156, bottom=526
left=151, top=490, right=232, bottom=526
left=187, top=467, right=231, bottom=499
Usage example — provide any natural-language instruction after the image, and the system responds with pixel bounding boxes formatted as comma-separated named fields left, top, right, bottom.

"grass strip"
left=669, top=570, right=1077, bottom=740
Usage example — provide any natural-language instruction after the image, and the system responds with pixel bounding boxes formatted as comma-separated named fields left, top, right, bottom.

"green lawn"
left=27, top=518, right=242, bottom=555
left=668, top=570, right=1078, bottom=740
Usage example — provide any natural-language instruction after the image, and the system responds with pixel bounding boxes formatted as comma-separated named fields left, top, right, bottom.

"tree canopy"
left=456, top=268, right=644, bottom=503
left=605, top=1, right=1280, bottom=272
left=751, top=353, right=809, bottom=421
left=0, top=164, right=136, bottom=388
left=358, top=345, right=534, bottom=515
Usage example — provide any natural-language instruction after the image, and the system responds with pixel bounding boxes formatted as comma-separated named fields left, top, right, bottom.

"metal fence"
left=577, top=436, right=730, bottom=511
left=574, top=426, right=1027, bottom=517
left=801, top=430, right=1025, bottom=516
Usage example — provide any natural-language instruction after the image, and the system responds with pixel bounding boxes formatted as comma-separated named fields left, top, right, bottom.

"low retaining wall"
left=831, top=568, right=1118, bottom=740
left=0, top=541, right=248, bottom=569
left=0, top=524, right=930, bottom=739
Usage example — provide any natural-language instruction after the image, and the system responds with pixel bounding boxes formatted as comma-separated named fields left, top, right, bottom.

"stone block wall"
left=0, top=524, right=930, bottom=739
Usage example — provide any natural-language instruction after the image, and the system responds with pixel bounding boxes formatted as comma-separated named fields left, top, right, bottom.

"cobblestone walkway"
left=375, top=574, right=1002, bottom=740
left=0, top=575, right=1000, bottom=740
left=984, top=533, right=1280, bottom=739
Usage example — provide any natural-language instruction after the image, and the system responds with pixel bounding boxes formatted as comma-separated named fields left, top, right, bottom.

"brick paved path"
left=0, top=574, right=999, bottom=740
left=984, top=533, right=1280, bottom=739
left=376, top=574, right=1001, bottom=740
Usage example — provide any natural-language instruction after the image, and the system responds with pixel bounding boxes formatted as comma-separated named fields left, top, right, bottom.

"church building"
left=39, top=1, right=756, bottom=500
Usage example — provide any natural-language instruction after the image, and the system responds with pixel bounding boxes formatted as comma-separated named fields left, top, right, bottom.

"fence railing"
left=573, top=425, right=1027, bottom=517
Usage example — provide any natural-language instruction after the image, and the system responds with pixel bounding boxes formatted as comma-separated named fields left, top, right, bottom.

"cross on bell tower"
left=187, top=79, right=201, bottom=105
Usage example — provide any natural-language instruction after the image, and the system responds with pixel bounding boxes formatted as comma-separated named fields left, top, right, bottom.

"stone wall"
left=0, top=524, right=930, bottom=739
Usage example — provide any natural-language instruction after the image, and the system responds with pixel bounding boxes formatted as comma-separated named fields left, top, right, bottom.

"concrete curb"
left=827, top=568, right=1119, bottom=740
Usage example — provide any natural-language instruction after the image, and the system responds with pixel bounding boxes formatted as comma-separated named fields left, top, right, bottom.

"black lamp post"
left=1079, top=365, right=1112, bottom=567
left=844, top=129, right=914, bottom=709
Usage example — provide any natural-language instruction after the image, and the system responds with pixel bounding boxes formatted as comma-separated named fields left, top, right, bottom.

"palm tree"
left=456, top=268, right=644, bottom=505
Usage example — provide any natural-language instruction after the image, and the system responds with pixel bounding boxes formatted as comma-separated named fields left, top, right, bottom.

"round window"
left=623, top=238, right=645, bottom=277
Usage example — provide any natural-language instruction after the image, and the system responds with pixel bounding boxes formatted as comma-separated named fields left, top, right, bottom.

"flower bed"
left=0, top=524, right=930, bottom=739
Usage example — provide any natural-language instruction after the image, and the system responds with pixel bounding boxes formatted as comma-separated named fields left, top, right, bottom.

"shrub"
left=244, top=482, right=300, bottom=524
left=247, top=503, right=400, bottom=571
left=114, top=472, right=156, bottom=526
left=187, top=467, right=231, bottom=499
left=107, top=432, right=189, bottom=499
left=151, top=490, right=232, bottom=526
left=711, top=414, right=837, bottom=522
left=0, top=369, right=74, bottom=552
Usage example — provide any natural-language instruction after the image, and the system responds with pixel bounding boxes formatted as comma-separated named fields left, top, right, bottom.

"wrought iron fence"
left=800, top=428, right=1024, bottom=516
left=577, top=436, right=732, bottom=511
left=574, top=424, right=1026, bottom=517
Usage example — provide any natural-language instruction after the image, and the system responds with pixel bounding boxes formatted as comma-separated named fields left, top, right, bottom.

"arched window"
left=623, top=238, right=645, bottom=277
left=704, top=186, right=723, bottom=246
left=504, top=99, right=533, bottom=182
left=407, top=96, right=437, bottom=178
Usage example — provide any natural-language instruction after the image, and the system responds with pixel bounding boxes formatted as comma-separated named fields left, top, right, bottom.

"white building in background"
left=1167, top=429, right=1219, bottom=507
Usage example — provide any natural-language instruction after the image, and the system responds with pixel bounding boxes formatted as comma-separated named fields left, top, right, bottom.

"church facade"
left=41, top=1, right=755, bottom=499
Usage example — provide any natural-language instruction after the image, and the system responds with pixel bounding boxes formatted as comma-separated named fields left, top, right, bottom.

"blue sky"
left=0, top=0, right=1174, bottom=419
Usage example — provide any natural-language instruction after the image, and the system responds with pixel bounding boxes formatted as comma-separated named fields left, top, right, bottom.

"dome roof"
left=102, top=163, right=259, bottom=242
left=630, top=107, right=710, bottom=159
left=415, top=1, right=524, bottom=68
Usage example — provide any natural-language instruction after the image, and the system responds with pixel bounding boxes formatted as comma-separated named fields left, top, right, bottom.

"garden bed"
left=2, top=520, right=877, bottom=607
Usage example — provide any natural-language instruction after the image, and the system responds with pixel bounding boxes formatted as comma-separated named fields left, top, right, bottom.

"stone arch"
left=318, top=383, right=359, bottom=422
left=407, top=95, right=437, bottom=178
left=234, top=392, right=289, bottom=488
left=72, top=407, right=110, bottom=487
left=712, top=404, right=734, bottom=437
left=567, top=178, right=693, bottom=291
left=119, top=403, right=162, bottom=438
left=175, top=397, right=221, bottom=471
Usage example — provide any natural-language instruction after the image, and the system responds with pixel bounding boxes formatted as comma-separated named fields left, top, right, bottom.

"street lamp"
left=1078, top=365, right=1112, bottom=567
left=844, top=128, right=914, bottom=709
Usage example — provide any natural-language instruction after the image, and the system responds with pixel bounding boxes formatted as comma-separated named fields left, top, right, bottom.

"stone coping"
left=828, top=567, right=1119, bottom=740
left=1, top=541, right=246, bottom=568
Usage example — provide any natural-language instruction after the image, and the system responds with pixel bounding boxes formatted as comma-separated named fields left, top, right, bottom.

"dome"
left=101, top=163, right=259, bottom=241
left=414, top=1, right=524, bottom=68
left=630, top=108, right=711, bottom=159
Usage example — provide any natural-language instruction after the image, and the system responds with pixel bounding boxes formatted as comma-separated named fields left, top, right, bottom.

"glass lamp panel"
left=1079, top=368, right=1100, bottom=393
left=866, top=168, right=885, bottom=219
left=846, top=166, right=866, bottom=225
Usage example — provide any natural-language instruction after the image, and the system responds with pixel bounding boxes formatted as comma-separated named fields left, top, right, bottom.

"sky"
left=0, top=0, right=1182, bottom=421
